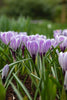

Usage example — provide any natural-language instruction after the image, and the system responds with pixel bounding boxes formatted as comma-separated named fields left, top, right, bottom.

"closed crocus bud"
left=38, top=38, right=45, bottom=57
left=51, top=39, right=58, bottom=48
left=10, top=36, right=21, bottom=50
left=29, top=41, right=39, bottom=63
left=58, top=52, right=67, bottom=71
left=0, top=32, right=8, bottom=45
left=43, top=39, right=51, bottom=54
left=27, top=40, right=31, bottom=52
left=20, top=35, right=29, bottom=57
left=6, top=31, right=15, bottom=43
left=2, top=64, right=9, bottom=84
left=10, top=36, right=21, bottom=59
left=62, top=29, right=67, bottom=36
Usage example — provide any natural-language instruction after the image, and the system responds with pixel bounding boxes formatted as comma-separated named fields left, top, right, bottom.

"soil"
left=6, top=74, right=39, bottom=100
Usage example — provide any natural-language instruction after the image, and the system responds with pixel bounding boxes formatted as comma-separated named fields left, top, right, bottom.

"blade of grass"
left=13, top=73, right=32, bottom=100
left=10, top=82, right=23, bottom=100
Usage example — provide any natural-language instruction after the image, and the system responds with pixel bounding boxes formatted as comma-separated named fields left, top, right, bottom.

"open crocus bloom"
left=2, top=64, right=9, bottom=84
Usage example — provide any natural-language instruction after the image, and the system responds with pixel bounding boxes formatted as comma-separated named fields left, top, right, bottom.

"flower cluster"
left=53, top=29, right=67, bottom=52
left=54, top=29, right=67, bottom=91
left=0, top=31, right=53, bottom=62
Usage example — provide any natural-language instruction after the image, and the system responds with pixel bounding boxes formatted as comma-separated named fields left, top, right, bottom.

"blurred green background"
left=0, top=0, right=67, bottom=23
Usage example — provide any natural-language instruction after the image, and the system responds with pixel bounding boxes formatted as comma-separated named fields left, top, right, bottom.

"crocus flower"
left=10, top=36, right=21, bottom=59
left=43, top=39, right=51, bottom=54
left=28, top=40, right=39, bottom=63
left=2, top=64, right=9, bottom=84
left=10, top=36, right=21, bottom=50
left=21, top=35, right=29, bottom=57
left=51, top=39, right=58, bottom=48
left=55, top=35, right=66, bottom=52
left=58, top=52, right=67, bottom=92
left=53, top=30, right=62, bottom=38
left=58, top=52, right=67, bottom=71
left=62, top=29, right=67, bottom=36
left=0, top=31, right=15, bottom=45
left=38, top=38, right=45, bottom=57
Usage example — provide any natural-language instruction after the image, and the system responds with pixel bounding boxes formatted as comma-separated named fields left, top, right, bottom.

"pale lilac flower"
left=20, top=35, right=29, bottom=57
left=62, top=29, right=67, bottom=36
left=38, top=38, right=45, bottom=56
left=58, top=52, right=67, bottom=92
left=29, top=35, right=36, bottom=40
left=28, top=40, right=39, bottom=63
left=53, top=30, right=62, bottom=38
left=43, top=39, right=51, bottom=54
left=21, top=35, right=29, bottom=47
left=10, top=36, right=21, bottom=50
left=51, top=39, right=58, bottom=48
left=2, top=64, right=9, bottom=84
left=58, top=52, right=67, bottom=71
left=30, top=41, right=39, bottom=56
left=0, top=31, right=15, bottom=45
left=55, top=35, right=66, bottom=51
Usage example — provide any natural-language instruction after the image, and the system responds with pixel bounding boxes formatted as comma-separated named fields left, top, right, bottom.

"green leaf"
left=10, top=82, right=23, bottom=100
left=13, top=73, right=32, bottom=100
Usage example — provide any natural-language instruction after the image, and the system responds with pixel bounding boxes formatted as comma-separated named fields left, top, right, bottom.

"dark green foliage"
left=0, top=0, right=64, bottom=20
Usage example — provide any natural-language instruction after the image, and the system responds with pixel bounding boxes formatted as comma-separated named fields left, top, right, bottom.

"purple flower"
left=38, top=38, right=45, bottom=56
left=0, top=31, right=15, bottom=45
left=58, top=52, right=67, bottom=91
left=27, top=40, right=39, bottom=63
left=20, top=35, right=29, bottom=57
left=2, top=64, right=9, bottom=84
left=58, top=52, right=67, bottom=71
left=21, top=35, right=29, bottom=47
left=10, top=36, right=21, bottom=50
left=43, top=39, right=51, bottom=54
left=55, top=35, right=66, bottom=51
left=62, top=29, right=67, bottom=36
left=51, top=39, right=58, bottom=48
left=29, top=35, right=36, bottom=41
left=53, top=30, right=62, bottom=38
left=30, top=41, right=39, bottom=56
